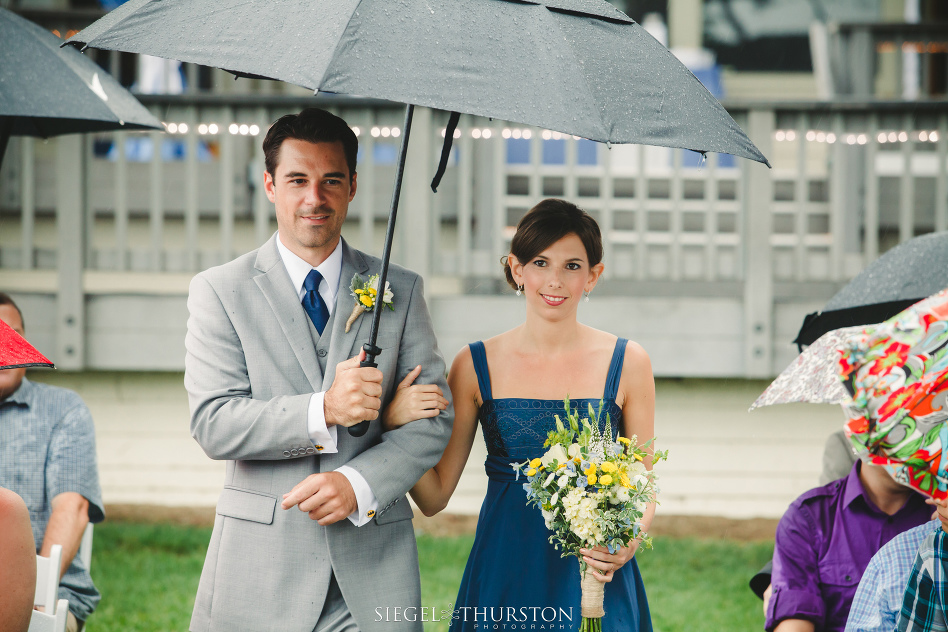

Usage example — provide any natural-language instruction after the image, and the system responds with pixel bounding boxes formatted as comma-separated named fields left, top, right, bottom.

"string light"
left=774, top=129, right=939, bottom=144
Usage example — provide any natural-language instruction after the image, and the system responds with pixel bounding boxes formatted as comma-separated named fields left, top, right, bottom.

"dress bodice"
left=469, top=339, right=628, bottom=462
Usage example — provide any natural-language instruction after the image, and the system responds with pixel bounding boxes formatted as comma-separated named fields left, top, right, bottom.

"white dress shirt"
left=276, top=234, right=379, bottom=526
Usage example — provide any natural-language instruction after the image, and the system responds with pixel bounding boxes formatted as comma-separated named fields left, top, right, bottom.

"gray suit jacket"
left=184, top=236, right=453, bottom=632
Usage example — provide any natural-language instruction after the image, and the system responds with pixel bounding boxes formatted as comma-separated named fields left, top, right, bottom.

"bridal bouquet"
left=514, top=399, right=667, bottom=632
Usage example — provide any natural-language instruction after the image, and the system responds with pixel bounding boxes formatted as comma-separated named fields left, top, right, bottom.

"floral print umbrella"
left=839, top=288, right=948, bottom=499
left=749, top=326, right=861, bottom=411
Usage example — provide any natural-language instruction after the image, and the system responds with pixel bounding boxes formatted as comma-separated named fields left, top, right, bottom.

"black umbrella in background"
left=68, top=0, right=771, bottom=436
left=794, top=231, right=948, bottom=348
left=0, top=7, right=162, bottom=170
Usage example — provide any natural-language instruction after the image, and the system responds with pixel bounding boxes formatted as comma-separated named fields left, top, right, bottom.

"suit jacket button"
left=291, top=449, right=299, bottom=456
left=317, top=349, right=327, bottom=357
left=306, top=447, right=315, bottom=455
left=283, top=450, right=291, bottom=457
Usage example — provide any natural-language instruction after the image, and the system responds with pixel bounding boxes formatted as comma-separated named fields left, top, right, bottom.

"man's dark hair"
left=263, top=108, right=358, bottom=180
left=0, top=292, right=24, bottom=330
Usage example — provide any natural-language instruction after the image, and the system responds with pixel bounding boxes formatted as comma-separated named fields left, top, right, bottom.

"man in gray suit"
left=184, top=108, right=453, bottom=632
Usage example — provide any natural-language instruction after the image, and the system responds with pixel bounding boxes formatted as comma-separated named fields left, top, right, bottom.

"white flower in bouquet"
left=541, top=443, right=569, bottom=468
left=608, top=487, right=631, bottom=505
left=541, top=508, right=555, bottom=529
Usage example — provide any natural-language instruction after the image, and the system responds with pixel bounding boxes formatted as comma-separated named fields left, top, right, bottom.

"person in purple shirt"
left=766, top=459, right=932, bottom=632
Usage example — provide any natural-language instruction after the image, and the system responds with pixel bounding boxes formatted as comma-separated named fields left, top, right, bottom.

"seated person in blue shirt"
left=845, top=499, right=947, bottom=632
left=765, top=459, right=931, bottom=632
left=0, top=293, right=104, bottom=632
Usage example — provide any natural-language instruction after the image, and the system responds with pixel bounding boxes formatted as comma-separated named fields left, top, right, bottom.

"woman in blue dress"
left=383, top=199, right=655, bottom=632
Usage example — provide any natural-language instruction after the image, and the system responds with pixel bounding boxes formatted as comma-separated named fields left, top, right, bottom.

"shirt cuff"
left=337, top=465, right=379, bottom=527
left=765, top=586, right=825, bottom=631
left=307, top=392, right=338, bottom=454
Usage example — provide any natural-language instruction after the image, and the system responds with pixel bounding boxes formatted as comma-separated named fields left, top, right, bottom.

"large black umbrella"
left=0, top=7, right=162, bottom=169
left=794, top=231, right=948, bottom=348
left=66, top=0, right=768, bottom=164
left=68, top=0, right=770, bottom=435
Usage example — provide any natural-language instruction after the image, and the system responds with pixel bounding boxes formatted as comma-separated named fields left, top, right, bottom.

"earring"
left=584, top=290, right=590, bottom=302
left=516, top=285, right=523, bottom=296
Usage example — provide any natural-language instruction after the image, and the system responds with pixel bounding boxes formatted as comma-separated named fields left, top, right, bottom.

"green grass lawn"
left=84, top=522, right=772, bottom=632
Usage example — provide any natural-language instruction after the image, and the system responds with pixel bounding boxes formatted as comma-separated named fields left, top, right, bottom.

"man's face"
left=264, top=139, right=356, bottom=263
left=0, top=305, right=26, bottom=400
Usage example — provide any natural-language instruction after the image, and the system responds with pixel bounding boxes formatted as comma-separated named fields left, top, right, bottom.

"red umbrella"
left=0, top=318, right=54, bottom=370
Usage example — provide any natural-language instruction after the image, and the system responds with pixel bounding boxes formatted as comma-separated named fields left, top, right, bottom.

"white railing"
left=0, top=97, right=946, bottom=373
left=2, top=97, right=944, bottom=282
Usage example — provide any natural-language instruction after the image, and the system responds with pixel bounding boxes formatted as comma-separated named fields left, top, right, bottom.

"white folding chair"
left=78, top=523, right=93, bottom=570
left=29, top=544, right=69, bottom=632
left=27, top=602, right=68, bottom=632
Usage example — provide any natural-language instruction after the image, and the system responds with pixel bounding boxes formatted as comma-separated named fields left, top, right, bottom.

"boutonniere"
left=345, top=273, right=395, bottom=333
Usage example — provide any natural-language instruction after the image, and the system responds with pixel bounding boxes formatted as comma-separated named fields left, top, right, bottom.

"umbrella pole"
left=349, top=103, right=415, bottom=437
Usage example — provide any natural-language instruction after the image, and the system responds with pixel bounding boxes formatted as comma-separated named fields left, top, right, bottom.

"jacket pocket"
left=216, top=486, right=277, bottom=525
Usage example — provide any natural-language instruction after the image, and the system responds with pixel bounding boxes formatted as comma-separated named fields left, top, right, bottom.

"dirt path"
left=105, top=504, right=779, bottom=541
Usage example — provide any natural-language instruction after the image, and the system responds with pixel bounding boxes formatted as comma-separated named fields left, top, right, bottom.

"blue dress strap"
left=468, top=341, right=493, bottom=402
left=604, top=338, right=629, bottom=401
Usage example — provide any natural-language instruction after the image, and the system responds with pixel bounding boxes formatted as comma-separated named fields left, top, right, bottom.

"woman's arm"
left=404, top=347, right=482, bottom=516
left=382, top=365, right=450, bottom=430
left=620, top=341, right=657, bottom=534
left=582, top=341, right=656, bottom=582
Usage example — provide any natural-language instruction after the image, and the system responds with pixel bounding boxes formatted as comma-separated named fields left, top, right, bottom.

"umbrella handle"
left=348, top=343, right=381, bottom=438
left=347, top=103, right=415, bottom=437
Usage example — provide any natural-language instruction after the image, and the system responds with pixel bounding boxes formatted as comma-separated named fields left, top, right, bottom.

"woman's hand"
left=382, top=365, right=449, bottom=431
left=579, top=541, right=639, bottom=583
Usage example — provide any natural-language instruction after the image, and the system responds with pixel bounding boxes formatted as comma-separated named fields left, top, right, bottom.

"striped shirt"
left=897, top=529, right=948, bottom=632
left=0, top=378, right=104, bottom=622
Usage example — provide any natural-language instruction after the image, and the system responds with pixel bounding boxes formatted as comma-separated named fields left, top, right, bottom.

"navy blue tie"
left=302, top=269, right=330, bottom=335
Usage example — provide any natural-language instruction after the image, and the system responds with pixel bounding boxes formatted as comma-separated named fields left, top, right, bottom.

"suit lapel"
left=253, top=235, right=325, bottom=392
left=321, top=241, right=371, bottom=386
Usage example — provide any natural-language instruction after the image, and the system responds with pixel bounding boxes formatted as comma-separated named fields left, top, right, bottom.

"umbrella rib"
left=312, top=0, right=371, bottom=94
left=543, top=10, right=611, bottom=140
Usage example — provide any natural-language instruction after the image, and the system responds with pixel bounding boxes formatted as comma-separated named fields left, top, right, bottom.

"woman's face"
left=510, top=233, right=603, bottom=317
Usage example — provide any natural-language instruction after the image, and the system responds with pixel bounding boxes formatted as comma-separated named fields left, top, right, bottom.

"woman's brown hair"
left=503, top=199, right=603, bottom=290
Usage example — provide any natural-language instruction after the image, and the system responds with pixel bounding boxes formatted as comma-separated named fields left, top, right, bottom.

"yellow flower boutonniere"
left=345, top=273, right=395, bottom=333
